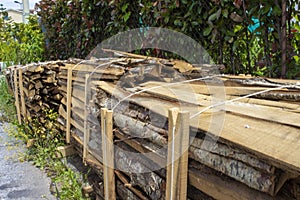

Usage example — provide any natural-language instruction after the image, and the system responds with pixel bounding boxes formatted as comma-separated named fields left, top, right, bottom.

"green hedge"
left=35, top=0, right=300, bottom=78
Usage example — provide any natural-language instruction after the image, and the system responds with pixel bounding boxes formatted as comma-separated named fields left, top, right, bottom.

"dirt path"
left=0, top=123, right=56, bottom=200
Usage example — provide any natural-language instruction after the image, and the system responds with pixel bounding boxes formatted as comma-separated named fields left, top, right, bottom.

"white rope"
left=190, top=85, right=287, bottom=119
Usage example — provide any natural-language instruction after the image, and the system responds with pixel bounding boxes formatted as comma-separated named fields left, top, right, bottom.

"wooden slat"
left=97, top=81, right=300, bottom=174
left=166, top=108, right=179, bottom=200
left=18, top=69, right=26, bottom=121
left=179, top=111, right=190, bottom=200
left=137, top=83, right=300, bottom=128
left=13, top=69, right=21, bottom=124
left=66, top=67, right=73, bottom=143
left=139, top=81, right=300, bottom=111
left=59, top=105, right=84, bottom=133
left=166, top=109, right=189, bottom=200
left=83, top=74, right=90, bottom=162
left=188, top=164, right=288, bottom=200
left=101, top=108, right=116, bottom=200
left=71, top=133, right=148, bottom=200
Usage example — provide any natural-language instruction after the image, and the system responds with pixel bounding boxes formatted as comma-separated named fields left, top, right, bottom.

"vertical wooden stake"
left=18, top=69, right=26, bottom=121
left=178, top=111, right=190, bottom=199
left=83, top=74, right=90, bottom=163
left=101, top=108, right=116, bottom=200
left=13, top=68, right=21, bottom=124
left=66, top=67, right=72, bottom=144
left=166, top=108, right=179, bottom=200
left=166, top=108, right=190, bottom=200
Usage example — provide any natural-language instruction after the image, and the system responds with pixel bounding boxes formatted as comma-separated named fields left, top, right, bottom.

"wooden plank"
left=166, top=108, right=190, bottom=200
left=59, top=105, right=84, bottom=133
left=138, top=81, right=300, bottom=112
left=166, top=108, right=179, bottom=200
left=97, top=81, right=300, bottom=174
left=18, top=69, right=26, bottom=121
left=66, top=67, right=73, bottom=143
left=188, top=163, right=288, bottom=200
left=56, top=145, right=77, bottom=158
left=138, top=82, right=300, bottom=128
left=139, top=81, right=279, bottom=96
left=179, top=111, right=190, bottom=200
left=114, top=170, right=148, bottom=200
left=71, top=132, right=148, bottom=200
left=13, top=68, right=21, bottom=124
left=114, top=130, right=166, bottom=168
left=60, top=63, right=125, bottom=75
left=83, top=74, right=90, bottom=162
left=101, top=108, right=116, bottom=200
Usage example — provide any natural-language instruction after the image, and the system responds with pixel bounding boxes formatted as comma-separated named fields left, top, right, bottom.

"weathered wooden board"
left=136, top=82, right=300, bottom=128
left=97, top=81, right=300, bottom=174
left=188, top=161, right=292, bottom=200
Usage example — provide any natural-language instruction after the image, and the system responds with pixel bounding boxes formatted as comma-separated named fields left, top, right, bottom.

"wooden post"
left=83, top=74, right=90, bottom=162
left=18, top=69, right=26, bottom=121
left=66, top=67, right=73, bottom=143
left=178, top=111, right=190, bottom=199
left=166, top=108, right=190, bottom=200
left=13, top=68, right=21, bottom=124
left=101, top=108, right=116, bottom=200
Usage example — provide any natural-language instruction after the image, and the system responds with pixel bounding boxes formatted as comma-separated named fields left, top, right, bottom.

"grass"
left=0, top=75, right=90, bottom=200
left=0, top=75, right=16, bottom=122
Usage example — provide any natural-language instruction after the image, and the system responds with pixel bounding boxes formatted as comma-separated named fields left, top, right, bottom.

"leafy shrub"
left=35, top=0, right=300, bottom=78
left=0, top=9, right=45, bottom=66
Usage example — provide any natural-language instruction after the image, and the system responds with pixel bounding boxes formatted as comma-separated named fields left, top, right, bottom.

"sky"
left=0, top=0, right=39, bottom=10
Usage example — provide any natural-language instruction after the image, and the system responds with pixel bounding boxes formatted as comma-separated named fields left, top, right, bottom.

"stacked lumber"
left=5, top=61, right=75, bottom=139
left=55, top=53, right=300, bottom=199
left=92, top=79, right=300, bottom=199
left=6, top=52, right=300, bottom=200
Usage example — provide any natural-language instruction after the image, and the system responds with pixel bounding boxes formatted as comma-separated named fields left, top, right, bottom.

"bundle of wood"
left=6, top=61, right=72, bottom=121
left=55, top=53, right=300, bottom=199
left=6, top=51, right=300, bottom=200
left=91, top=79, right=300, bottom=200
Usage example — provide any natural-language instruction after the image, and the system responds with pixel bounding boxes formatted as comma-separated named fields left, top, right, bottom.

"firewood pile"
left=6, top=52, right=300, bottom=200
left=5, top=61, right=74, bottom=136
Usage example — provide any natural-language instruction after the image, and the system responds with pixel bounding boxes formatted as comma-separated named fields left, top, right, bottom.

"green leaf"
left=203, top=26, right=213, bottom=36
left=234, top=25, right=243, bottom=33
left=208, top=13, right=217, bottom=22
left=191, top=21, right=199, bottom=26
left=222, top=9, right=228, bottom=18
left=174, top=19, right=182, bottom=26
left=181, top=0, right=187, bottom=4
left=233, top=40, right=239, bottom=51
left=123, top=12, right=131, bottom=22
left=260, top=5, right=271, bottom=15
left=164, top=16, right=170, bottom=24
left=216, top=8, right=222, bottom=19
left=121, top=3, right=129, bottom=13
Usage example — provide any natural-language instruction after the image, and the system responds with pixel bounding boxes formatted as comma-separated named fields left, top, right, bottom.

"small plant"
left=15, top=109, right=88, bottom=199
left=0, top=76, right=16, bottom=122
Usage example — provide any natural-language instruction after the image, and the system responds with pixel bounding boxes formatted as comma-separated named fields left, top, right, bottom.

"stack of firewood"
left=6, top=61, right=75, bottom=138
left=6, top=52, right=300, bottom=200
left=56, top=54, right=300, bottom=199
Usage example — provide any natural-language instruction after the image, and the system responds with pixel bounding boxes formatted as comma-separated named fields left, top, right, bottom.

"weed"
left=0, top=76, right=16, bottom=122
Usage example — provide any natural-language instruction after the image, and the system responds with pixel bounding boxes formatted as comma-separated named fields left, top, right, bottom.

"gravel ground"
left=0, top=123, right=56, bottom=200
